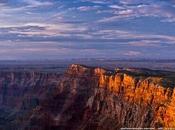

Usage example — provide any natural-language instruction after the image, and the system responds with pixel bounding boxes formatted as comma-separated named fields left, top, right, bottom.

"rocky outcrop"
left=0, top=71, right=60, bottom=108
left=0, top=71, right=61, bottom=130
left=24, top=64, right=175, bottom=130
left=97, top=68, right=175, bottom=128
left=0, top=64, right=175, bottom=130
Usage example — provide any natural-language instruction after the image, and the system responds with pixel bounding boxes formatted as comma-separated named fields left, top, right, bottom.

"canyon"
left=0, top=64, right=174, bottom=129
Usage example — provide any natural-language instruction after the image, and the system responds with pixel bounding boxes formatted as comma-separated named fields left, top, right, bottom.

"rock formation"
left=0, top=64, right=174, bottom=129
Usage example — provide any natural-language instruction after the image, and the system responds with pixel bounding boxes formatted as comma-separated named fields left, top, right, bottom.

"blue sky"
left=0, top=0, right=175, bottom=60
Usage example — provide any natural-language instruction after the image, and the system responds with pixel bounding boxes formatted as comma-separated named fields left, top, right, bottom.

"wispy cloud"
left=0, top=0, right=174, bottom=59
left=23, top=0, right=53, bottom=7
left=123, top=51, right=142, bottom=56
left=77, top=6, right=100, bottom=11
left=97, top=1, right=175, bottom=23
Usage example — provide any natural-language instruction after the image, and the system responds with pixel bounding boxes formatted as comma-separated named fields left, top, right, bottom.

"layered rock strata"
left=0, top=64, right=175, bottom=130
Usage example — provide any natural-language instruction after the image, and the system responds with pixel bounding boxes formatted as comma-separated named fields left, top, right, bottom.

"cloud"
left=98, top=1, right=175, bottom=23
left=77, top=6, right=100, bottom=11
left=1, top=23, right=175, bottom=49
left=80, top=0, right=110, bottom=4
left=128, top=40, right=161, bottom=47
left=124, top=51, right=142, bottom=56
left=109, top=5, right=124, bottom=9
left=23, top=0, right=53, bottom=7
left=0, top=0, right=174, bottom=59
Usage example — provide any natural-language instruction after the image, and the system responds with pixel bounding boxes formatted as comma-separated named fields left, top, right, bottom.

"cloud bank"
left=0, top=0, right=175, bottom=60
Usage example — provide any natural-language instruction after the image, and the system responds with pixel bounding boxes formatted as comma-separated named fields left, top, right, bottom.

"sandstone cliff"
left=24, top=64, right=175, bottom=130
left=0, top=64, right=174, bottom=130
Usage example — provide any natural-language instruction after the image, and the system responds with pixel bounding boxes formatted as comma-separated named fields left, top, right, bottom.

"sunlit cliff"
left=61, top=64, right=175, bottom=129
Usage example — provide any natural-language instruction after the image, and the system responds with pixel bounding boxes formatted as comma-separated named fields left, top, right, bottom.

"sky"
left=0, top=0, right=175, bottom=60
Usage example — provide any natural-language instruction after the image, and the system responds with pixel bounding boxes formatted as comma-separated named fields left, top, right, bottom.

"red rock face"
left=0, top=64, right=175, bottom=130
